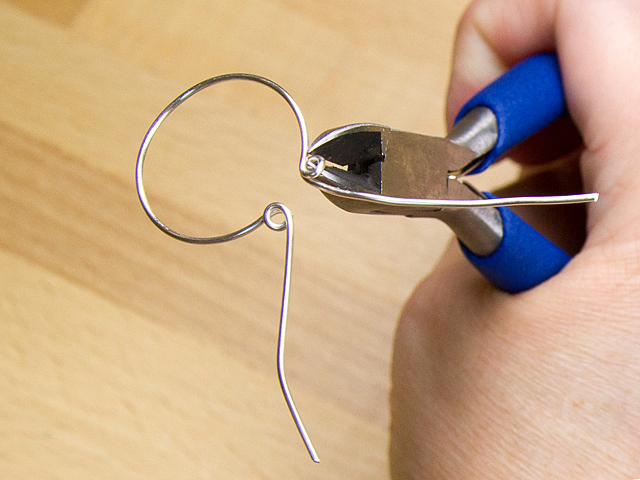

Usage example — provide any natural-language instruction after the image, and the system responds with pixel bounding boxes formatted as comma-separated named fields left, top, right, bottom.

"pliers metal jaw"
left=302, top=108, right=504, bottom=256
left=301, top=54, right=598, bottom=293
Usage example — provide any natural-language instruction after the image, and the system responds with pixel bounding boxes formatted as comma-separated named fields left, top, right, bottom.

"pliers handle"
left=303, top=54, right=594, bottom=293
left=454, top=54, right=570, bottom=292
left=454, top=53, right=566, bottom=174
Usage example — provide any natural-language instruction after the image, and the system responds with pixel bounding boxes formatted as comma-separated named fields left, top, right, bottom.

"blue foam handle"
left=455, top=53, right=565, bottom=174
left=453, top=54, right=571, bottom=291
left=460, top=199, right=570, bottom=293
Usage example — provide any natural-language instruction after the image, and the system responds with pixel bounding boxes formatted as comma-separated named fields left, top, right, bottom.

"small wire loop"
left=135, top=75, right=319, bottom=462
left=264, top=203, right=288, bottom=232
left=302, top=155, right=326, bottom=179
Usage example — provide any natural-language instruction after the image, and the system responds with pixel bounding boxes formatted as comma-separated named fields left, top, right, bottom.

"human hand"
left=390, top=0, right=640, bottom=478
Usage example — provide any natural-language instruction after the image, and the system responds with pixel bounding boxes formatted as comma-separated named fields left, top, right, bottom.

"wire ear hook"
left=136, top=74, right=319, bottom=463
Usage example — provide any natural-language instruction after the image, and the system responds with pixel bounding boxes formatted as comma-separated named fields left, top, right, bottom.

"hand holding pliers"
left=300, top=54, right=597, bottom=293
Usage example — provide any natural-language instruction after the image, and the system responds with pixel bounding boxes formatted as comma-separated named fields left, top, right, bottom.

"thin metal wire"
left=135, top=74, right=319, bottom=462
left=264, top=203, right=320, bottom=463
left=303, top=169, right=599, bottom=209
left=136, top=73, right=309, bottom=244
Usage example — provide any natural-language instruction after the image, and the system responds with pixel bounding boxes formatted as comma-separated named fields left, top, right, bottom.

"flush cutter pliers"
left=300, top=54, right=597, bottom=293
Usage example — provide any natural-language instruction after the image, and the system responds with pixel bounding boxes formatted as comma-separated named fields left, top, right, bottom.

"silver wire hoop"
left=135, top=75, right=320, bottom=462
left=135, top=73, right=309, bottom=244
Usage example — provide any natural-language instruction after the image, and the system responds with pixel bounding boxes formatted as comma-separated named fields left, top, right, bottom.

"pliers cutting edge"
left=300, top=54, right=597, bottom=293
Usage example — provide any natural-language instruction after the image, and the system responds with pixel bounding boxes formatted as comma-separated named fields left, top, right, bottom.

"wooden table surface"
left=0, top=1, right=518, bottom=478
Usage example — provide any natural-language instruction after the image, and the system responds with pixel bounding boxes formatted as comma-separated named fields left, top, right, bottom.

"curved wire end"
left=303, top=174, right=599, bottom=210
left=265, top=203, right=320, bottom=463
left=136, top=74, right=318, bottom=462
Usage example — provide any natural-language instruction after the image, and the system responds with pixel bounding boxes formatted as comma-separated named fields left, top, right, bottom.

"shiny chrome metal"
left=302, top=122, right=598, bottom=256
left=136, top=73, right=319, bottom=463
left=309, top=178, right=599, bottom=210
left=443, top=108, right=502, bottom=255
left=438, top=206, right=504, bottom=256
left=302, top=123, right=598, bottom=209
left=446, top=106, right=499, bottom=175
left=264, top=203, right=320, bottom=464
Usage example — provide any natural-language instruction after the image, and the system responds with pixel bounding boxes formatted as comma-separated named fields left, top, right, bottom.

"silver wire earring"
left=135, top=74, right=319, bottom=463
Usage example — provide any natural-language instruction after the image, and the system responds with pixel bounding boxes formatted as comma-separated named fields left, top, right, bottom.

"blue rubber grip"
left=460, top=200, right=570, bottom=293
left=455, top=53, right=565, bottom=174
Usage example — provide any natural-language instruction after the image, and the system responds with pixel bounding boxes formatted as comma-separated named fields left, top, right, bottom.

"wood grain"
left=0, top=1, right=517, bottom=478
left=3, top=0, right=88, bottom=25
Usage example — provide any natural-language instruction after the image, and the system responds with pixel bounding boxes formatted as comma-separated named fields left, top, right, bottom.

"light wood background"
left=0, top=1, right=517, bottom=478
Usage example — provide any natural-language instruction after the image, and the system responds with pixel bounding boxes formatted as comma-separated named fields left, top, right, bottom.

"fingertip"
left=446, top=3, right=507, bottom=127
left=446, top=0, right=558, bottom=128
